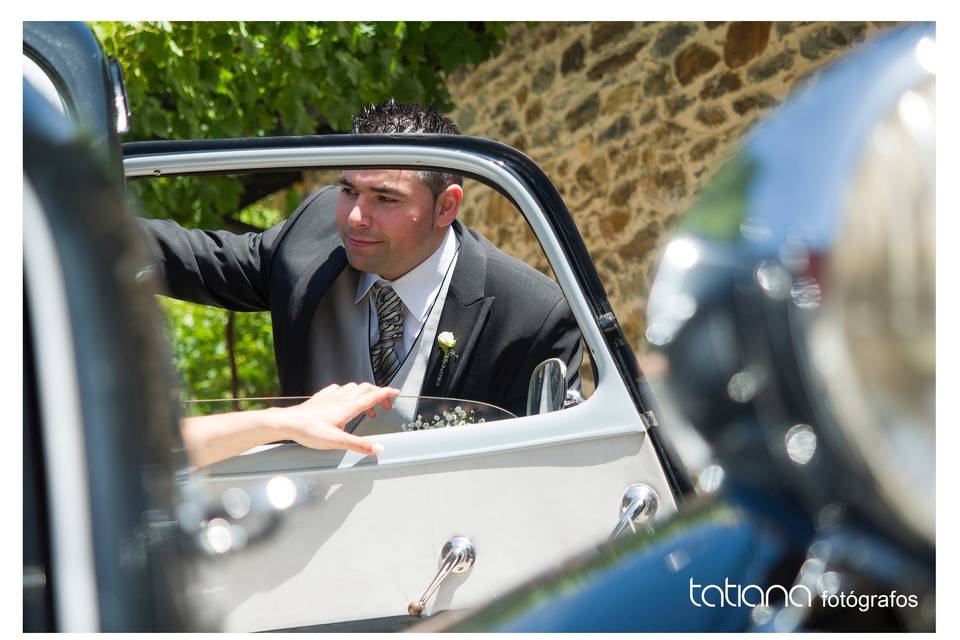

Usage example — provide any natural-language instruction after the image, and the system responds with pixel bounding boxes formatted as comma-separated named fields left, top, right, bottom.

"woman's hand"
left=182, top=383, right=399, bottom=468
left=271, top=383, right=399, bottom=455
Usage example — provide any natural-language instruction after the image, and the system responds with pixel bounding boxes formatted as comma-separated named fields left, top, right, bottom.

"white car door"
left=125, top=139, right=688, bottom=632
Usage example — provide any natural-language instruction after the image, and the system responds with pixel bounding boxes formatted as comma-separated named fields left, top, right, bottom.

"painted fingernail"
left=371, top=443, right=385, bottom=455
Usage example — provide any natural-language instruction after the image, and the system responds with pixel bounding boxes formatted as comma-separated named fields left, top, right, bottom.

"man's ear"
left=434, top=184, right=463, bottom=228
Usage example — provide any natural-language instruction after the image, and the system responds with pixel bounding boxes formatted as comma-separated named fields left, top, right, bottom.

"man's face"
left=336, top=169, right=452, bottom=280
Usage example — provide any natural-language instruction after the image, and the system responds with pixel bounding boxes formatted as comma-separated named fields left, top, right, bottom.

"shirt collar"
left=354, top=226, right=460, bottom=322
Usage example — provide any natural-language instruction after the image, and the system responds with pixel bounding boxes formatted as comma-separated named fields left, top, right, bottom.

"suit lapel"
left=420, top=222, right=493, bottom=399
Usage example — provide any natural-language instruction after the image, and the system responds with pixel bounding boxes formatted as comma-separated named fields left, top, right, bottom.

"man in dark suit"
left=141, top=101, right=581, bottom=418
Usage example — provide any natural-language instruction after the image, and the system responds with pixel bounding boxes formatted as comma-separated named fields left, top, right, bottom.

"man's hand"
left=272, top=383, right=399, bottom=456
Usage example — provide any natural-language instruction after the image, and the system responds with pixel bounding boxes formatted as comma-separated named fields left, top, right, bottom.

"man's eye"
left=378, top=195, right=398, bottom=203
left=340, top=186, right=357, bottom=196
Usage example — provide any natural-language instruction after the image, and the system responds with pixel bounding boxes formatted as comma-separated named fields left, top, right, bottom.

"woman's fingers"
left=332, top=430, right=384, bottom=456
left=348, top=386, right=399, bottom=414
left=317, top=383, right=341, bottom=396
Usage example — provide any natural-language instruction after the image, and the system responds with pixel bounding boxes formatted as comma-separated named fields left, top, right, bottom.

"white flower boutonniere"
left=435, top=331, right=458, bottom=386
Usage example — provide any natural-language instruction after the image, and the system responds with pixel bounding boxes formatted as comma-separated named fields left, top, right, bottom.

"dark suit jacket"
left=140, top=186, right=582, bottom=416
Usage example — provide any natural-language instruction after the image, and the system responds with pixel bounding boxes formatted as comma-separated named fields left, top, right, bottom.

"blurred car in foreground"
left=419, top=22, right=936, bottom=633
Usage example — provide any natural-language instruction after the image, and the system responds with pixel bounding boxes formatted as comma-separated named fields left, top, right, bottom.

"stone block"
left=652, top=121, right=688, bottom=145
left=696, top=105, right=727, bottom=126
left=640, top=106, right=658, bottom=125
left=732, top=92, right=778, bottom=115
left=532, top=61, right=557, bottom=93
left=653, top=23, right=697, bottom=58
left=666, top=94, right=695, bottom=116
left=532, top=121, right=562, bottom=147
left=561, top=39, right=586, bottom=75
left=698, top=71, right=743, bottom=100
left=525, top=101, right=544, bottom=125
left=598, top=115, right=634, bottom=144
left=775, top=21, right=798, bottom=37
left=800, top=23, right=867, bottom=60
left=746, top=51, right=794, bottom=82
left=616, top=150, right=640, bottom=173
left=689, top=137, right=718, bottom=161
left=515, top=85, right=528, bottom=107
left=575, top=156, right=608, bottom=191
left=599, top=209, right=631, bottom=240
left=723, top=22, right=772, bottom=68
left=617, top=223, right=660, bottom=263
left=565, top=93, right=600, bottom=132
left=590, top=22, right=636, bottom=52
left=500, top=118, right=519, bottom=136
left=643, top=64, right=673, bottom=97
left=587, top=41, right=647, bottom=81
left=603, top=81, right=640, bottom=115
left=674, top=43, right=721, bottom=86
left=610, top=180, right=638, bottom=207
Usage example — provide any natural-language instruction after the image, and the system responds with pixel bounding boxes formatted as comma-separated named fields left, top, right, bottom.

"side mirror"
left=526, top=358, right=568, bottom=416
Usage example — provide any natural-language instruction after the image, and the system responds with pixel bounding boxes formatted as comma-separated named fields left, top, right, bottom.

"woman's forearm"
left=181, top=408, right=289, bottom=469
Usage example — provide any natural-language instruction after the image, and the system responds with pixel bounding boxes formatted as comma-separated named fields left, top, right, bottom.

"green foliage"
left=235, top=197, right=287, bottom=229
left=160, top=297, right=278, bottom=411
left=128, top=175, right=248, bottom=228
left=94, top=21, right=507, bottom=140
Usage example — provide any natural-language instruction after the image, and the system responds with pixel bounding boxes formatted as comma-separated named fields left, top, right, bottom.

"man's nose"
left=347, top=198, right=371, bottom=227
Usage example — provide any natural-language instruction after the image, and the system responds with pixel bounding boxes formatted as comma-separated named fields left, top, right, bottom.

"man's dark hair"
left=352, top=99, right=464, bottom=199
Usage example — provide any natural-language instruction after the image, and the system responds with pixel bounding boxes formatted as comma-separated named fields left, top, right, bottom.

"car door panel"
left=197, top=427, right=673, bottom=631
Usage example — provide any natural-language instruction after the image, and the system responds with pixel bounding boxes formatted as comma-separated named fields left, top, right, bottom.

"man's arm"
left=137, top=187, right=336, bottom=311
left=137, top=217, right=286, bottom=311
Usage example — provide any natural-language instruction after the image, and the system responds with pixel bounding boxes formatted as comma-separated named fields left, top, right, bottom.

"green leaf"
left=282, top=25, right=301, bottom=51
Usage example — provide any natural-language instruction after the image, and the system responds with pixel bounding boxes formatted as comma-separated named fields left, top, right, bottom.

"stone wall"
left=448, top=21, right=895, bottom=353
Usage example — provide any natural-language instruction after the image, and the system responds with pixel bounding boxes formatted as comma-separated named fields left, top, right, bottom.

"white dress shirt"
left=355, top=227, right=460, bottom=358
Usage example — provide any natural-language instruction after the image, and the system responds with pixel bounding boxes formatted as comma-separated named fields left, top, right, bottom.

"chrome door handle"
left=408, top=536, right=476, bottom=617
left=610, top=484, right=659, bottom=539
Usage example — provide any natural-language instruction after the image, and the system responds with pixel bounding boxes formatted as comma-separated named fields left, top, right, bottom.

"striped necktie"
left=369, top=280, right=404, bottom=385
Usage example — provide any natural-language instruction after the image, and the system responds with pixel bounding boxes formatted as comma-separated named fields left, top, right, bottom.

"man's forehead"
left=339, top=168, right=420, bottom=191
